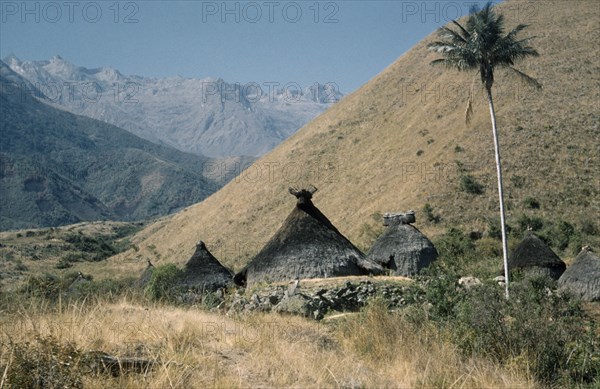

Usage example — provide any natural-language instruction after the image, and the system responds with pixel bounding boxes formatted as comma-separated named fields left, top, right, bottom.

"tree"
left=428, top=2, right=541, bottom=299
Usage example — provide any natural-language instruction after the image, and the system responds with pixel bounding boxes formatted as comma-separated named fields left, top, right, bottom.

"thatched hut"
left=180, top=241, right=233, bottom=291
left=234, top=186, right=383, bottom=286
left=558, top=247, right=600, bottom=301
left=367, top=211, right=438, bottom=276
left=508, top=232, right=566, bottom=280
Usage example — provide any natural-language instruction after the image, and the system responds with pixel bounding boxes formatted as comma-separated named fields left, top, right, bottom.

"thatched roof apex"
left=235, top=187, right=383, bottom=286
left=181, top=242, right=233, bottom=291
left=508, top=232, right=565, bottom=279
left=509, top=232, right=565, bottom=268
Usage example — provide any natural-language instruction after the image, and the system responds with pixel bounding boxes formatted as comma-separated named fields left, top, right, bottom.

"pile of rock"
left=226, top=278, right=419, bottom=320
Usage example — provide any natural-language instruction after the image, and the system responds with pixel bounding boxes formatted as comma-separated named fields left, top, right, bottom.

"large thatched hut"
left=508, top=232, right=566, bottom=280
left=234, top=186, right=383, bottom=286
left=180, top=241, right=233, bottom=291
left=558, top=247, right=600, bottom=301
left=367, top=211, right=438, bottom=276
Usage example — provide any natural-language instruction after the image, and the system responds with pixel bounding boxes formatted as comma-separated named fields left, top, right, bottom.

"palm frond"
left=506, top=67, right=542, bottom=90
left=451, top=20, right=471, bottom=40
left=506, top=24, right=529, bottom=40
left=429, top=58, right=447, bottom=67
left=439, top=26, right=468, bottom=44
left=465, top=95, right=474, bottom=125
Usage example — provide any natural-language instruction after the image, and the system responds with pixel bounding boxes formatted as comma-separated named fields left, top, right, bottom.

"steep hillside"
left=5, top=55, right=341, bottom=158
left=0, top=65, right=221, bottom=230
left=114, top=0, right=599, bottom=272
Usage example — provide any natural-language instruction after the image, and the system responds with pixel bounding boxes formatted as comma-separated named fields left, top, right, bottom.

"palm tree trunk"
left=486, top=86, right=510, bottom=299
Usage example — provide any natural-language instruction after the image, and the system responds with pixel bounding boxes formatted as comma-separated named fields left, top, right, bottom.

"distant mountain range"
left=4, top=55, right=341, bottom=158
left=0, top=60, right=228, bottom=230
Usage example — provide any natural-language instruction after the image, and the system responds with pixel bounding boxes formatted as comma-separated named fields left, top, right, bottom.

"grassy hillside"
left=114, top=0, right=599, bottom=274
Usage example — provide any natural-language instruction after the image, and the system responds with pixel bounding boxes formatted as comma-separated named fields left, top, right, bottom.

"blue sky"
left=0, top=1, right=500, bottom=93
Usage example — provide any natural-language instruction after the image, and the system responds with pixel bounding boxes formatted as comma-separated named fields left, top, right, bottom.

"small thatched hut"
left=180, top=241, right=233, bottom=291
left=508, top=232, right=566, bottom=280
left=234, top=186, right=383, bottom=286
left=367, top=211, right=438, bottom=276
left=558, top=247, right=600, bottom=301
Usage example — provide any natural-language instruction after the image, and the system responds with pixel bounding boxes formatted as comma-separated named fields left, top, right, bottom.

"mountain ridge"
left=0, top=63, right=226, bottom=230
left=5, top=55, right=342, bottom=158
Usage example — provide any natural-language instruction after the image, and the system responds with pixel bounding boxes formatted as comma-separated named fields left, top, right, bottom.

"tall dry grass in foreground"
left=0, top=297, right=535, bottom=388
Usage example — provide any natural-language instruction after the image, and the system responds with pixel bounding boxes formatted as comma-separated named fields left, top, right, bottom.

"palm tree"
left=428, top=2, right=540, bottom=299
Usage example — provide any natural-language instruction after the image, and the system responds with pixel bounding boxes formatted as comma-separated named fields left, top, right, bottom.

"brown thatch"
left=508, top=232, right=566, bottom=280
left=558, top=247, right=600, bottom=301
left=180, top=241, right=233, bottom=291
left=234, top=187, right=383, bottom=286
left=367, top=215, right=438, bottom=276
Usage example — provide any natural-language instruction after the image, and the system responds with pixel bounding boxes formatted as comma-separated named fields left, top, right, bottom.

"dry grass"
left=0, top=298, right=536, bottom=388
left=108, top=0, right=599, bottom=273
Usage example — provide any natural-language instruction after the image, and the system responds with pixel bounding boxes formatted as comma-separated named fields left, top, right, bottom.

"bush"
left=580, top=218, right=598, bottom=236
left=422, top=203, right=440, bottom=223
left=511, top=175, right=525, bottom=189
left=543, top=221, right=576, bottom=251
left=55, top=258, right=73, bottom=269
left=66, top=277, right=134, bottom=302
left=3, top=335, right=83, bottom=388
left=145, top=264, right=183, bottom=302
left=65, top=233, right=117, bottom=261
left=514, top=214, right=544, bottom=235
left=459, top=175, right=484, bottom=194
left=487, top=218, right=512, bottom=240
left=434, top=228, right=475, bottom=260
left=21, top=273, right=61, bottom=300
left=435, top=278, right=599, bottom=386
left=523, top=196, right=541, bottom=209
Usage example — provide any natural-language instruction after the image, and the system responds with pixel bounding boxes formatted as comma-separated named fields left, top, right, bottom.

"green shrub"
left=66, top=277, right=134, bottom=302
left=514, top=214, right=544, bottom=235
left=459, top=175, right=484, bottom=195
left=434, top=228, right=475, bottom=260
left=543, top=221, right=576, bottom=251
left=14, top=259, right=28, bottom=271
left=523, top=196, right=540, bottom=209
left=580, top=218, right=598, bottom=236
left=55, top=258, right=73, bottom=269
left=65, top=233, right=117, bottom=261
left=443, top=279, right=598, bottom=386
left=145, top=264, right=183, bottom=302
left=511, top=175, right=525, bottom=189
left=487, top=218, right=512, bottom=240
left=422, top=203, right=440, bottom=223
left=21, top=273, right=61, bottom=300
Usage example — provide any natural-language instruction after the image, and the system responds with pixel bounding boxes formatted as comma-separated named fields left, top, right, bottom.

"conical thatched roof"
left=558, top=247, right=600, bottom=301
left=367, top=212, right=438, bottom=276
left=180, top=241, right=233, bottom=291
left=508, top=232, right=566, bottom=280
left=234, top=186, right=383, bottom=286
